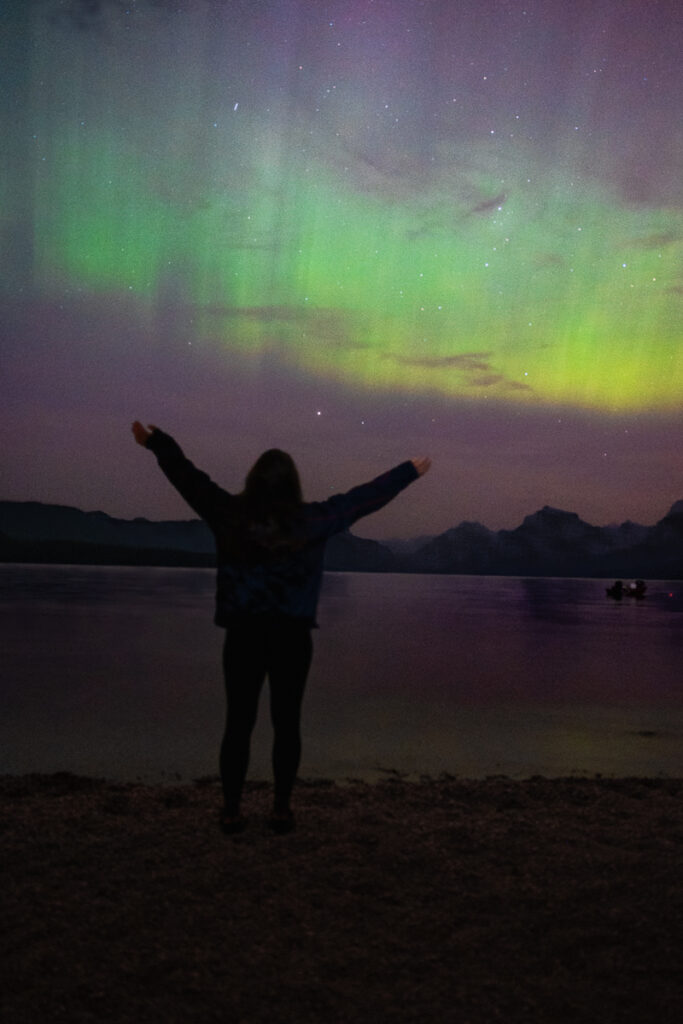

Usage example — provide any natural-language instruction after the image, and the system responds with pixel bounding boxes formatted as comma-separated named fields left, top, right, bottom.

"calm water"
left=1, top=564, right=681, bottom=781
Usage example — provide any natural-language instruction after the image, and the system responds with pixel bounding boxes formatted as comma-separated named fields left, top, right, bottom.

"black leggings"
left=220, top=617, right=313, bottom=816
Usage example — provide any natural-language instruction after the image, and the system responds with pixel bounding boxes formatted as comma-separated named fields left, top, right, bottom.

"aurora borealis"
left=1, top=0, right=681, bottom=538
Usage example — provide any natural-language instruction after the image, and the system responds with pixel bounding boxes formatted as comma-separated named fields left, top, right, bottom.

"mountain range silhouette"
left=0, top=499, right=681, bottom=578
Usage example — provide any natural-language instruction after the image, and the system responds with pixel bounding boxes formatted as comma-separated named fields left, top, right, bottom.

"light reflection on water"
left=1, top=564, right=681, bottom=782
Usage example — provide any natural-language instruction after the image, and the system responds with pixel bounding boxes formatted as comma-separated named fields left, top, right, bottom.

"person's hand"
left=132, top=421, right=157, bottom=447
left=411, top=457, right=431, bottom=476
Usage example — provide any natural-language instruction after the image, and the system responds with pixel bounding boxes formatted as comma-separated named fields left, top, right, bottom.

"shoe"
left=219, top=813, right=247, bottom=835
left=268, top=810, right=295, bottom=835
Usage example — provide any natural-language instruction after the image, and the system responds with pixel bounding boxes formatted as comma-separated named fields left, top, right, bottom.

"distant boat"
left=606, top=580, right=647, bottom=599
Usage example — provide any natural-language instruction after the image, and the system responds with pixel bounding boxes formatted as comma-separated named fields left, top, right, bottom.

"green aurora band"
left=6, top=2, right=682, bottom=416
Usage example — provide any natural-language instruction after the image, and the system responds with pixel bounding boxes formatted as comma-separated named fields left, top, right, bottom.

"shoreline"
left=3, top=763, right=683, bottom=786
left=2, top=560, right=683, bottom=582
left=3, top=772, right=683, bottom=1023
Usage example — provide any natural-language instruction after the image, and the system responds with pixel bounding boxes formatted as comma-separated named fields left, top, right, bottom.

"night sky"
left=1, top=0, right=681, bottom=540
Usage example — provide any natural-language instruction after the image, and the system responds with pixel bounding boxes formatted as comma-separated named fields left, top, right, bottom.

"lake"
left=1, top=564, right=681, bottom=782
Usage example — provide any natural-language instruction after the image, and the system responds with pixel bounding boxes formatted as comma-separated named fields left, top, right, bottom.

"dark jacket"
left=146, top=430, right=419, bottom=626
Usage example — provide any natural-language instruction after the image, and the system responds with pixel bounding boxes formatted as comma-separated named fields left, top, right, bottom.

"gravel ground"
left=2, top=772, right=683, bottom=1023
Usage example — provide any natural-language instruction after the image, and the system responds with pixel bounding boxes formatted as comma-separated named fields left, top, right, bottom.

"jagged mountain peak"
left=523, top=506, right=581, bottom=523
left=514, top=507, right=593, bottom=540
left=444, top=520, right=492, bottom=538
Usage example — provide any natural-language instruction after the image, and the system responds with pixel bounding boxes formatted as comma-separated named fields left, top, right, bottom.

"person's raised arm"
left=131, top=421, right=230, bottom=523
left=309, top=456, right=431, bottom=539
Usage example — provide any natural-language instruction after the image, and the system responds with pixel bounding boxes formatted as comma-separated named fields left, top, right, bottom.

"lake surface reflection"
left=1, top=565, right=681, bottom=781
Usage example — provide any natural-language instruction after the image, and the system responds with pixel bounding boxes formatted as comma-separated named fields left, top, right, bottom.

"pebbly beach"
left=2, top=771, right=682, bottom=1023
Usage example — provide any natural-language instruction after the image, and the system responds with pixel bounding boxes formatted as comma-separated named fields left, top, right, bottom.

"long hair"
left=237, top=449, right=303, bottom=552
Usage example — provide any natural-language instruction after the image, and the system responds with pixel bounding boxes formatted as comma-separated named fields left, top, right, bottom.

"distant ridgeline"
left=0, top=500, right=682, bottom=579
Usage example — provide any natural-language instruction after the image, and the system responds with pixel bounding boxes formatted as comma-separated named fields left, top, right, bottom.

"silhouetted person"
left=132, top=422, right=430, bottom=833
